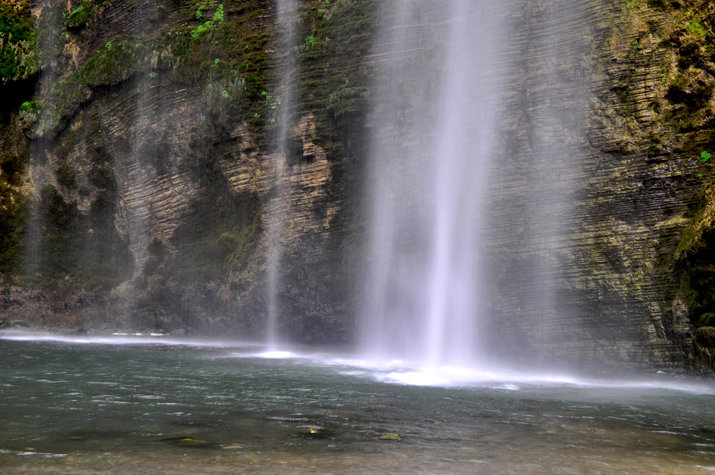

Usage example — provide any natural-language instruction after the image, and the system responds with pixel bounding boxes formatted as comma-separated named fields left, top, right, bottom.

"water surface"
left=1, top=332, right=714, bottom=473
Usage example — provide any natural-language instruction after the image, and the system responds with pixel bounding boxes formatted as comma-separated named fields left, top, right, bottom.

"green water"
left=1, top=332, right=714, bottom=473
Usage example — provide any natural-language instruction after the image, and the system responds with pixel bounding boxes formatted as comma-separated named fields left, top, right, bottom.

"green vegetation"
left=19, top=100, right=40, bottom=113
left=67, top=2, right=92, bottom=28
left=66, top=0, right=107, bottom=29
left=687, top=20, right=706, bottom=37
left=82, top=38, right=153, bottom=82
left=702, top=150, right=711, bottom=162
left=190, top=3, right=224, bottom=39
left=28, top=36, right=158, bottom=136
left=191, top=21, right=212, bottom=39
left=293, top=0, right=375, bottom=158
left=22, top=0, right=272, bottom=140
left=212, top=4, right=224, bottom=23
left=0, top=0, right=37, bottom=85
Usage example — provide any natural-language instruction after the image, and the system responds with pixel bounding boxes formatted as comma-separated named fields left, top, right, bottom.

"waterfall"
left=360, top=0, right=508, bottom=368
left=359, top=0, right=592, bottom=373
left=115, top=2, right=160, bottom=281
left=265, top=0, right=299, bottom=348
left=22, top=3, right=63, bottom=285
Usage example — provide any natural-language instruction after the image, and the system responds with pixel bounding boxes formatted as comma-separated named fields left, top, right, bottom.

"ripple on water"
left=1, top=334, right=714, bottom=473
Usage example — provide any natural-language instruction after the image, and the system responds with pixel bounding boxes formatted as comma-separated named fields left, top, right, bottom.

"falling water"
left=22, top=2, right=63, bottom=284
left=119, top=79, right=152, bottom=278
left=512, top=0, right=588, bottom=364
left=265, top=0, right=299, bottom=348
left=360, top=0, right=508, bottom=368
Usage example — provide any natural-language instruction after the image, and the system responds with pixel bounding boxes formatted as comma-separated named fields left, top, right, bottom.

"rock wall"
left=0, top=0, right=372, bottom=342
left=477, top=0, right=715, bottom=372
left=583, top=0, right=715, bottom=371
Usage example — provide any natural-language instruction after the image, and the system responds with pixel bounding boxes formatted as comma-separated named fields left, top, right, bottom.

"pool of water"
left=1, top=331, right=714, bottom=473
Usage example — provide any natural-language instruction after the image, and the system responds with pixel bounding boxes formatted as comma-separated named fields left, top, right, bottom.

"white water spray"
left=360, top=0, right=508, bottom=368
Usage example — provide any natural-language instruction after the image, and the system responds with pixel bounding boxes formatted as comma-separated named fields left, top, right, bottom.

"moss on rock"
left=0, top=0, right=37, bottom=85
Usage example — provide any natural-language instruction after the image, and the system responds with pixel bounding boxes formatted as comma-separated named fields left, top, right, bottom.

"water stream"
left=265, top=0, right=300, bottom=348
left=21, top=3, right=64, bottom=286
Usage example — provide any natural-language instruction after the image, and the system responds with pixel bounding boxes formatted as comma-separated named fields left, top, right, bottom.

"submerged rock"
left=222, top=444, right=244, bottom=450
left=159, top=436, right=220, bottom=448
left=299, top=427, right=334, bottom=439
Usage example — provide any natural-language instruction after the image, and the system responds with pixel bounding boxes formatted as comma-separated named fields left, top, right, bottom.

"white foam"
left=4, top=330, right=713, bottom=394
left=0, top=329, right=252, bottom=349
left=310, top=355, right=715, bottom=394
left=256, top=350, right=297, bottom=359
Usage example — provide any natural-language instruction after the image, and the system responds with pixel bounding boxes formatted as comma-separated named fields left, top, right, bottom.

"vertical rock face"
left=0, top=0, right=369, bottom=340
left=581, top=0, right=715, bottom=371
left=482, top=0, right=715, bottom=372
left=0, top=0, right=713, bottom=371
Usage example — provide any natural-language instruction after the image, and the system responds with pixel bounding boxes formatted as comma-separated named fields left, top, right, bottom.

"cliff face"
left=581, top=0, right=715, bottom=370
left=487, top=0, right=715, bottom=371
left=0, top=0, right=372, bottom=341
left=0, top=0, right=714, bottom=371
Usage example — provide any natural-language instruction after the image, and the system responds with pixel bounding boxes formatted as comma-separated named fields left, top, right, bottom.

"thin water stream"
left=265, top=0, right=300, bottom=349
left=1, top=332, right=713, bottom=473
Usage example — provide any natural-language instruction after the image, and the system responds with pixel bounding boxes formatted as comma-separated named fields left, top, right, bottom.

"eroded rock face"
left=584, top=0, right=715, bottom=371
left=695, top=327, right=715, bottom=369
left=0, top=0, right=365, bottom=341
